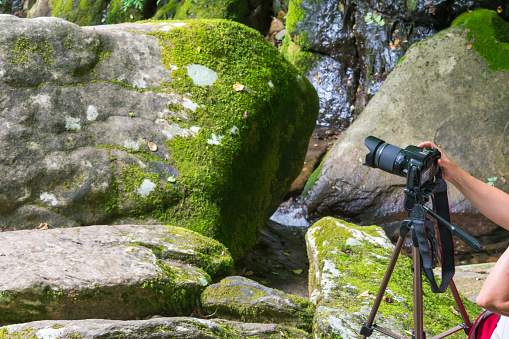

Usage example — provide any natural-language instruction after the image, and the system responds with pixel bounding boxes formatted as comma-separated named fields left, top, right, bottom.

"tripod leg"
left=360, top=236, right=405, bottom=339
left=449, top=279, right=472, bottom=332
left=413, top=246, right=424, bottom=339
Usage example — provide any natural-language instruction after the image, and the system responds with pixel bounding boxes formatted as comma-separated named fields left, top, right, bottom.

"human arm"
left=475, top=246, right=509, bottom=316
left=418, top=142, right=509, bottom=231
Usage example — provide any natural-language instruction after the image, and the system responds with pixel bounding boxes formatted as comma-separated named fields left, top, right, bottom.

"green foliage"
left=365, top=11, right=385, bottom=26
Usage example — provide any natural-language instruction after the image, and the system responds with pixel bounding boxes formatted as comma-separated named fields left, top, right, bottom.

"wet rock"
left=306, top=217, right=482, bottom=337
left=303, top=11, right=509, bottom=221
left=201, top=276, right=315, bottom=332
left=282, top=0, right=508, bottom=129
left=0, top=224, right=233, bottom=326
left=0, top=317, right=310, bottom=338
left=0, top=17, right=318, bottom=259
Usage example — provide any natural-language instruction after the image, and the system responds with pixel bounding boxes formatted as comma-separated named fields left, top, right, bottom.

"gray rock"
left=303, top=20, right=509, bottom=221
left=0, top=224, right=233, bottom=325
left=306, top=217, right=482, bottom=338
left=0, top=16, right=319, bottom=259
left=0, top=317, right=310, bottom=338
left=201, top=276, right=315, bottom=332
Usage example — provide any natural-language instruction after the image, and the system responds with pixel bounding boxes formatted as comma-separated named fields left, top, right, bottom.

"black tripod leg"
left=413, top=246, right=424, bottom=339
left=360, top=236, right=405, bottom=339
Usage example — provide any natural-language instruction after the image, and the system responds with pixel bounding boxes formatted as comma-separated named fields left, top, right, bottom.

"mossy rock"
left=306, top=217, right=482, bottom=338
left=201, top=276, right=315, bottom=332
left=0, top=17, right=318, bottom=259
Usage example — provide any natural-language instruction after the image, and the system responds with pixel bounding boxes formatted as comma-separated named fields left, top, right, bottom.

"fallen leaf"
left=35, top=223, right=49, bottom=230
left=260, top=280, right=268, bottom=285
left=293, top=269, right=303, bottom=275
left=497, top=6, right=502, bottom=13
left=382, top=296, right=393, bottom=303
left=167, top=176, right=176, bottom=183
left=358, top=290, right=370, bottom=298
left=389, top=38, right=400, bottom=49
left=271, top=271, right=279, bottom=275
left=450, top=306, right=459, bottom=316
left=283, top=252, right=290, bottom=256
left=245, top=270, right=254, bottom=276
left=196, top=46, right=202, bottom=53
left=130, top=14, right=133, bottom=19
left=125, top=247, right=135, bottom=252
left=467, top=44, right=472, bottom=49
left=233, top=82, right=245, bottom=92
left=148, top=141, right=158, bottom=152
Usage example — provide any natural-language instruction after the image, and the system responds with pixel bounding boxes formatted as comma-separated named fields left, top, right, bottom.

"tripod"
left=360, top=170, right=483, bottom=339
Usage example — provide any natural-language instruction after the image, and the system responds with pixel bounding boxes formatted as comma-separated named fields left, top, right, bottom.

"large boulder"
left=0, top=224, right=233, bottom=325
left=303, top=10, right=509, bottom=221
left=0, top=317, right=310, bottom=338
left=306, top=217, right=482, bottom=338
left=0, top=16, right=319, bottom=258
left=201, top=276, right=315, bottom=332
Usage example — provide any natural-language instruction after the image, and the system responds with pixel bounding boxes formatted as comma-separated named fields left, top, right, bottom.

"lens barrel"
left=364, top=136, right=405, bottom=175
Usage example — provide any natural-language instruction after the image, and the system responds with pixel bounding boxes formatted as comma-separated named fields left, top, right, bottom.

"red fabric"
left=469, top=311, right=500, bottom=339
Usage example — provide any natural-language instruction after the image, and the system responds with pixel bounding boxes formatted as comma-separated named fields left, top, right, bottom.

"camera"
left=364, top=136, right=441, bottom=188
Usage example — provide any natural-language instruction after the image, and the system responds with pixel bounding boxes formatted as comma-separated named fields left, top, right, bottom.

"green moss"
left=0, top=328, right=38, bottom=339
left=9, top=37, right=55, bottom=67
left=310, top=217, right=482, bottom=338
left=302, top=159, right=324, bottom=198
left=280, top=38, right=321, bottom=73
left=105, top=0, right=144, bottom=24
left=173, top=0, right=246, bottom=22
left=452, top=9, right=509, bottom=71
left=145, top=19, right=317, bottom=259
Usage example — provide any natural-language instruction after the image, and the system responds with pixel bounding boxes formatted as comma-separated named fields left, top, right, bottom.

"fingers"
left=418, top=141, right=438, bottom=149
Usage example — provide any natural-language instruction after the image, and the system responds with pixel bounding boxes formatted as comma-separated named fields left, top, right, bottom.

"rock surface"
left=303, top=10, right=509, bottom=221
left=201, top=276, right=314, bottom=332
left=0, top=317, right=310, bottom=338
left=0, top=224, right=233, bottom=325
left=0, top=16, right=318, bottom=258
left=306, top=217, right=482, bottom=338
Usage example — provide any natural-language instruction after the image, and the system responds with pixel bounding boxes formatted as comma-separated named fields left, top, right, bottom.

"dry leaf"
left=148, top=141, right=158, bottom=152
left=35, top=223, right=49, bottom=230
left=293, top=269, right=303, bottom=275
left=450, top=306, right=459, bottom=316
left=130, top=14, right=134, bottom=19
left=467, top=44, right=473, bottom=49
left=358, top=290, right=370, bottom=298
left=389, top=38, right=400, bottom=50
left=245, top=270, right=254, bottom=276
left=197, top=46, right=202, bottom=53
left=497, top=6, right=503, bottom=13
left=382, top=296, right=393, bottom=303
left=233, top=82, right=245, bottom=92
left=125, top=247, right=135, bottom=252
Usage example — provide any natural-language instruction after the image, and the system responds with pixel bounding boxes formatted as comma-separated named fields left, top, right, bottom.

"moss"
left=145, top=19, right=317, bottom=259
left=302, top=159, right=324, bottom=198
left=310, top=217, right=482, bottom=338
left=105, top=0, right=144, bottom=24
left=280, top=38, right=321, bottom=73
left=153, top=0, right=178, bottom=20
left=452, top=9, right=509, bottom=71
left=0, top=329, right=38, bottom=339
left=173, top=0, right=247, bottom=22
left=9, top=37, right=55, bottom=68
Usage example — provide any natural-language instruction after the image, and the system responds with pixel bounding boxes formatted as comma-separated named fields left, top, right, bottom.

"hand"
left=418, top=141, right=460, bottom=182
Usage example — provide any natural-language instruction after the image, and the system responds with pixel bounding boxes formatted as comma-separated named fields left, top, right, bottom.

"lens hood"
left=364, top=136, right=385, bottom=167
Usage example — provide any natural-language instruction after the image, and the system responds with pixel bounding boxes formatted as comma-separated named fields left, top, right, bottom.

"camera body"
left=364, top=136, right=441, bottom=189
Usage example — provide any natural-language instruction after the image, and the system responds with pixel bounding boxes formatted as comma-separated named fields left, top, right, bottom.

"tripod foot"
left=360, top=323, right=374, bottom=337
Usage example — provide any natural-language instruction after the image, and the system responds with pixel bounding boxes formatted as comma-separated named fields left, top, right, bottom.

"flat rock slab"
left=201, top=276, right=314, bottom=332
left=0, top=317, right=310, bottom=338
left=0, top=225, right=233, bottom=326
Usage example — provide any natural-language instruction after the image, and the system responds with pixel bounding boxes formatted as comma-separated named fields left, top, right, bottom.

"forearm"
left=448, top=168, right=509, bottom=230
left=476, top=246, right=509, bottom=316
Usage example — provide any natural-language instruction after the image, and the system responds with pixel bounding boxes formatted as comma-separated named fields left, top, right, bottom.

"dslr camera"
left=364, top=136, right=441, bottom=190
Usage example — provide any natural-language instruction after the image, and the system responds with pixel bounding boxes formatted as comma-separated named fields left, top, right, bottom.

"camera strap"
left=412, top=173, right=455, bottom=293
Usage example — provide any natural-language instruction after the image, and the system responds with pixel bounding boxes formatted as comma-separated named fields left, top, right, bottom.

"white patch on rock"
left=182, top=97, right=202, bottom=112
left=169, top=64, right=178, bottom=71
left=230, top=125, right=239, bottom=134
left=346, top=238, right=364, bottom=247
left=65, top=115, right=81, bottom=131
left=132, top=72, right=150, bottom=89
left=439, top=56, right=456, bottom=75
left=123, top=140, right=140, bottom=150
left=40, top=192, right=58, bottom=206
left=333, top=219, right=393, bottom=249
left=31, top=94, right=52, bottom=108
left=268, top=80, right=274, bottom=88
left=189, top=126, right=201, bottom=135
left=158, top=22, right=187, bottom=31
left=321, top=259, right=341, bottom=300
left=86, top=105, right=99, bottom=121
left=138, top=179, right=156, bottom=197
left=207, top=133, right=223, bottom=145
left=0, top=70, right=4, bottom=79
left=17, top=188, right=31, bottom=202
left=35, top=327, right=65, bottom=339
left=186, top=64, right=218, bottom=86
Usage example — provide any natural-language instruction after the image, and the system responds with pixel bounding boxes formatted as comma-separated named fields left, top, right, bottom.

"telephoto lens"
left=364, top=136, right=406, bottom=176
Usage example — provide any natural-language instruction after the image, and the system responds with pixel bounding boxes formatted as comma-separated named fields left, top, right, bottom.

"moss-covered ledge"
left=306, top=217, right=482, bottom=338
